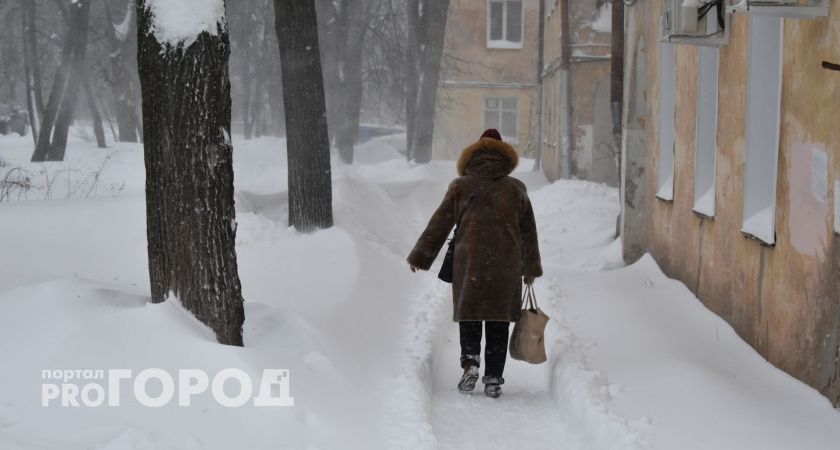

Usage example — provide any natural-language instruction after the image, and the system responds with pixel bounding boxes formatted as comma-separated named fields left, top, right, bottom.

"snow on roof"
left=144, top=0, right=225, bottom=46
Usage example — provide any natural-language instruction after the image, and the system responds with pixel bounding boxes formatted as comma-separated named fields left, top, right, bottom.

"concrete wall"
left=621, top=29, right=648, bottom=264
left=624, top=2, right=840, bottom=404
left=433, top=0, right=539, bottom=160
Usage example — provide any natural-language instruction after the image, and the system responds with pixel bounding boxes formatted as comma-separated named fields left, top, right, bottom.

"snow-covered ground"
left=0, top=131, right=839, bottom=449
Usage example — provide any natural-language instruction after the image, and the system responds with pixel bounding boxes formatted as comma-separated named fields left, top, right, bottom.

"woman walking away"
left=407, top=128, right=543, bottom=398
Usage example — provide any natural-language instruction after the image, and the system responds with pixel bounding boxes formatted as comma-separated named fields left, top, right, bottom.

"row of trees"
left=0, top=0, right=451, bottom=344
left=0, top=0, right=448, bottom=165
left=136, top=0, right=450, bottom=345
left=0, top=0, right=143, bottom=161
left=137, top=0, right=339, bottom=345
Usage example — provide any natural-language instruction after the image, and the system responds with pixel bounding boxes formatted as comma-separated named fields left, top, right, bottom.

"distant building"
left=435, top=0, right=617, bottom=185
left=621, top=1, right=840, bottom=404
left=540, top=0, right=615, bottom=185
left=433, top=0, right=540, bottom=159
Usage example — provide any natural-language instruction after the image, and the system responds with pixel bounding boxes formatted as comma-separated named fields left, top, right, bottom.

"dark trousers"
left=459, top=321, right=510, bottom=378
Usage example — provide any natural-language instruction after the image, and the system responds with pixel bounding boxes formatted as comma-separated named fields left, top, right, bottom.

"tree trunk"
left=315, top=0, right=338, bottom=143
left=241, top=51, right=254, bottom=139
left=408, top=0, right=449, bottom=164
left=31, top=0, right=91, bottom=162
left=84, top=78, right=106, bottom=148
left=262, top=2, right=284, bottom=137
left=405, top=0, right=420, bottom=160
left=21, top=0, right=43, bottom=145
left=274, top=0, right=334, bottom=232
left=334, top=1, right=369, bottom=164
left=136, top=0, right=245, bottom=346
left=104, top=1, right=141, bottom=143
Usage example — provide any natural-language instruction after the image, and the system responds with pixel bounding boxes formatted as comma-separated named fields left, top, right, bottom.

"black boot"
left=458, top=365, right=479, bottom=393
left=457, top=355, right=480, bottom=393
left=482, top=375, right=504, bottom=398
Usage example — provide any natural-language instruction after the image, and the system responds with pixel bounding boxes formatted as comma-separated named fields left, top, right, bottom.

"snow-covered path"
left=430, top=317, right=585, bottom=450
left=383, top=166, right=635, bottom=450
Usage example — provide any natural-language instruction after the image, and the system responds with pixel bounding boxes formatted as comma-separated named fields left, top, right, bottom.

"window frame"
left=482, top=95, right=519, bottom=144
left=486, top=0, right=525, bottom=49
left=835, top=181, right=840, bottom=235
left=693, top=46, right=720, bottom=218
left=656, top=43, right=676, bottom=201
left=741, top=15, right=783, bottom=246
left=544, top=0, right=557, bottom=18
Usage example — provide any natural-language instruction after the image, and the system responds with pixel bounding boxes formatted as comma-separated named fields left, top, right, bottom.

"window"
left=693, top=46, right=720, bottom=217
left=487, top=0, right=523, bottom=48
left=484, top=97, right=518, bottom=143
left=742, top=15, right=783, bottom=245
left=657, top=43, right=676, bottom=201
left=835, top=181, right=840, bottom=235
left=729, top=0, right=828, bottom=18
left=544, top=0, right=557, bottom=18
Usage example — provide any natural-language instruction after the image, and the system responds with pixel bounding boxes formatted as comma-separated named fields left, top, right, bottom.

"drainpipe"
left=611, top=0, right=625, bottom=238
left=611, top=0, right=625, bottom=183
left=558, top=0, right=572, bottom=179
left=534, top=0, right=546, bottom=171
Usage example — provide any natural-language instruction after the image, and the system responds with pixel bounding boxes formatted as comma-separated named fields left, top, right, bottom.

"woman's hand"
left=523, top=276, right=535, bottom=285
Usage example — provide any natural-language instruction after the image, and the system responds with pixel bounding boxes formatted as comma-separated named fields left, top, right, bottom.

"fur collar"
left=456, top=137, right=519, bottom=177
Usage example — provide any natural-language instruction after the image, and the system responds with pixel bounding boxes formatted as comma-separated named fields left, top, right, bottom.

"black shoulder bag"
left=438, top=179, right=501, bottom=283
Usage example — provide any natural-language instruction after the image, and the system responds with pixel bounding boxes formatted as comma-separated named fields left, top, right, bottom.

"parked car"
left=0, top=104, right=29, bottom=136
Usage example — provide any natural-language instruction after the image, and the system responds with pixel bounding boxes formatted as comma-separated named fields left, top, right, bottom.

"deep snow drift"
left=0, top=132, right=838, bottom=449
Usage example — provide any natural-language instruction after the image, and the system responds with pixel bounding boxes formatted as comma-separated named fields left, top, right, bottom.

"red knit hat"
left=480, top=128, right=502, bottom=141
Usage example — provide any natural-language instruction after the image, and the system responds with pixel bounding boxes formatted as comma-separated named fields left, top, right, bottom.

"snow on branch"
left=144, top=0, right=225, bottom=46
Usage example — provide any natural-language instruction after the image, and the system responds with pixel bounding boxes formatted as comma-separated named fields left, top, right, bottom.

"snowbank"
left=546, top=255, right=840, bottom=449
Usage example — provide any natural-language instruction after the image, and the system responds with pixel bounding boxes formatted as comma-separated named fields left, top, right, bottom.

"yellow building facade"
left=433, top=0, right=540, bottom=160
left=622, top=1, right=840, bottom=404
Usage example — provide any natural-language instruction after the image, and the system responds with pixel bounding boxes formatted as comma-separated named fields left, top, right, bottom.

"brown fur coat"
left=407, top=137, right=543, bottom=322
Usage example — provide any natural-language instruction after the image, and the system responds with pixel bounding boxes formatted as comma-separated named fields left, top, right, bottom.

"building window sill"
left=655, top=185, right=674, bottom=202
left=741, top=231, right=776, bottom=248
left=486, top=40, right=523, bottom=50
left=741, top=207, right=776, bottom=246
left=692, top=209, right=715, bottom=221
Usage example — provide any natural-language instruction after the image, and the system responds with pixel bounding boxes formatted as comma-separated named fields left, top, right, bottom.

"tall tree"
left=405, top=0, right=419, bottom=159
left=82, top=77, right=106, bottom=148
left=103, top=0, right=141, bottom=143
left=136, top=0, right=245, bottom=346
left=361, top=0, right=408, bottom=126
left=274, top=0, right=333, bottom=231
left=31, top=0, right=91, bottom=162
left=315, top=0, right=372, bottom=164
left=229, top=0, right=281, bottom=139
left=405, top=0, right=450, bottom=163
left=314, top=0, right=336, bottom=140
left=20, top=0, right=44, bottom=144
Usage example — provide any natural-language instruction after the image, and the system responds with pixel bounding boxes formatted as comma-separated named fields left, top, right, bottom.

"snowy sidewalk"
left=429, top=317, right=585, bottom=450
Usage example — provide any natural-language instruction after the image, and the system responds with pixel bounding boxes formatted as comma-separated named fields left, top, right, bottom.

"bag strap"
left=453, top=178, right=502, bottom=235
left=522, top=284, right=539, bottom=310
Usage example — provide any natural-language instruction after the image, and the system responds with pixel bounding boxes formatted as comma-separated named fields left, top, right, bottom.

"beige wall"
left=625, top=3, right=840, bottom=404
left=433, top=0, right=539, bottom=160
left=434, top=86, right=537, bottom=159
left=443, top=0, right=539, bottom=84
